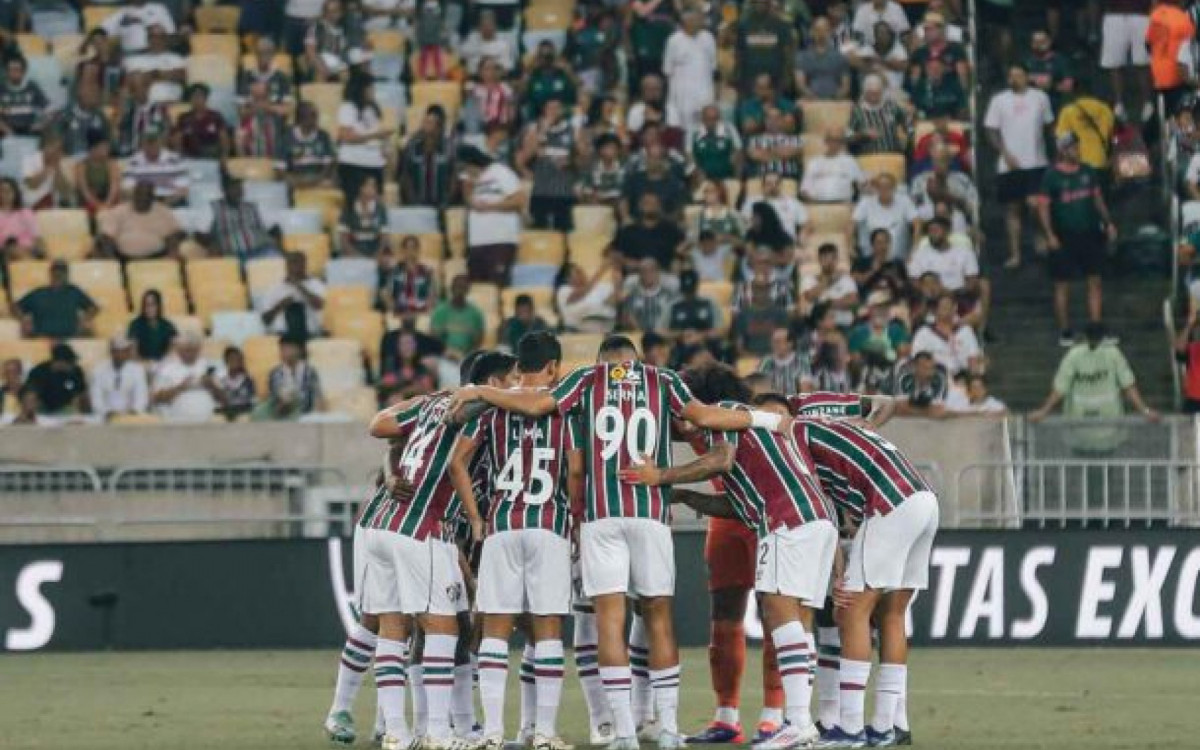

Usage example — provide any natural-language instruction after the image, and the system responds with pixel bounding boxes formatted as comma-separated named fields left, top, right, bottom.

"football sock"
left=409, top=664, right=427, bottom=735
left=600, top=665, right=637, bottom=738
left=873, top=664, right=906, bottom=732
left=374, top=638, right=410, bottom=740
left=574, top=611, right=613, bottom=730
left=816, top=627, right=841, bottom=728
left=374, top=702, right=385, bottom=739
left=839, top=659, right=872, bottom=734
left=629, top=614, right=653, bottom=725
left=534, top=639, right=566, bottom=737
left=477, top=638, right=509, bottom=738
left=451, top=661, right=476, bottom=736
left=519, top=643, right=536, bottom=735
left=894, top=676, right=910, bottom=731
left=804, top=631, right=816, bottom=688
left=714, top=705, right=740, bottom=726
left=758, top=707, right=783, bottom=727
left=650, top=665, right=681, bottom=735
left=761, top=635, right=784, bottom=711
left=771, top=622, right=813, bottom=729
left=709, top=619, right=745, bottom=716
left=331, top=623, right=377, bottom=713
left=422, top=634, right=457, bottom=740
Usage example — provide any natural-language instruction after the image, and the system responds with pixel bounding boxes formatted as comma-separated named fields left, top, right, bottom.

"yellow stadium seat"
left=52, top=34, right=86, bottom=75
left=192, top=283, right=249, bottom=326
left=42, top=235, right=92, bottom=261
left=157, top=286, right=191, bottom=317
left=913, top=119, right=970, bottom=141
left=7, top=261, right=50, bottom=299
left=225, top=157, right=277, bottom=181
left=87, top=287, right=131, bottom=316
left=568, top=233, right=612, bottom=273
left=91, top=308, right=130, bottom=339
left=723, top=179, right=743, bottom=208
left=185, top=258, right=242, bottom=292
left=524, top=6, right=572, bottom=29
left=240, top=53, right=294, bottom=77
left=571, top=205, right=617, bottom=238
left=190, top=34, right=240, bottom=64
left=16, top=34, right=47, bottom=57
left=857, top=154, right=907, bottom=184
left=443, top=207, right=466, bottom=255
left=67, top=338, right=108, bottom=374
left=326, top=310, right=385, bottom=371
left=410, top=81, right=462, bottom=120
left=326, top=385, right=379, bottom=422
left=172, top=315, right=205, bottom=339
left=0, top=339, right=51, bottom=367
left=368, top=30, right=406, bottom=54
left=281, top=234, right=332, bottom=275
left=83, top=6, right=118, bottom=31
left=186, top=55, right=236, bottom=89
left=800, top=100, right=854, bottom=135
left=325, top=286, right=373, bottom=316
left=698, top=281, right=734, bottom=310
left=194, top=6, right=241, bottom=34
left=807, top=203, right=854, bottom=234
left=803, top=138, right=826, bottom=161
left=743, top=177, right=799, bottom=200
left=517, top=231, right=566, bottom=266
left=308, top=337, right=362, bottom=365
left=467, top=283, right=500, bottom=317
left=36, top=208, right=89, bottom=240
left=300, top=83, right=344, bottom=131
left=736, top=357, right=761, bottom=377
left=241, top=334, right=279, bottom=392
left=126, top=259, right=183, bottom=296
left=559, top=333, right=604, bottom=364
left=293, top=187, right=344, bottom=229
left=406, top=232, right=445, bottom=263
left=110, top=413, right=164, bottom=426
left=0, top=318, right=21, bottom=340
left=245, top=258, right=286, bottom=293
left=500, top=287, right=554, bottom=318
left=441, top=258, right=467, bottom=285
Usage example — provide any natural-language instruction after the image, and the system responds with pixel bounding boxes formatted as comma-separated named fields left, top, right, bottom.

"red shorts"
left=704, top=517, right=758, bottom=592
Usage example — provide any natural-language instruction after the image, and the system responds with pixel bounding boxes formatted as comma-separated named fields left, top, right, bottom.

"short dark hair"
left=594, top=133, right=621, bottom=151
left=469, top=351, right=517, bottom=385
left=751, top=392, right=792, bottom=410
left=280, top=333, right=307, bottom=351
left=598, top=334, right=638, bottom=359
left=517, top=331, right=562, bottom=373
left=642, top=331, right=668, bottom=352
left=459, top=350, right=486, bottom=383
left=682, top=362, right=751, bottom=404
left=912, top=351, right=935, bottom=364
left=818, top=243, right=838, bottom=258
left=742, top=372, right=770, bottom=392
left=457, top=144, right=494, bottom=168
left=514, top=294, right=534, bottom=308
left=698, top=229, right=716, bottom=242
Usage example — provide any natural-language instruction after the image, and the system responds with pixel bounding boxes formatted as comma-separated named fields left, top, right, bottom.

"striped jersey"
left=462, top=404, right=580, bottom=537
left=552, top=361, right=694, bottom=523
left=788, top=391, right=866, bottom=418
left=706, top=402, right=833, bottom=537
left=795, top=418, right=931, bottom=523
left=360, top=393, right=463, bottom=541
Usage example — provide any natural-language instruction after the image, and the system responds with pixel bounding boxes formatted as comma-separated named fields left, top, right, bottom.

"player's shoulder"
left=716, top=399, right=749, bottom=411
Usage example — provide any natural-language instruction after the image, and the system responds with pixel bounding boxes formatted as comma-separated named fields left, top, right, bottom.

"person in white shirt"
left=626, top=73, right=683, bottom=133
left=101, top=0, right=176, bottom=54
left=662, top=9, right=717, bottom=128
left=90, top=335, right=150, bottom=420
left=121, top=127, right=189, bottom=205
left=853, top=172, right=920, bottom=259
left=800, top=129, right=866, bottom=203
left=743, top=171, right=811, bottom=244
left=335, top=74, right=389, bottom=203
left=852, top=0, right=911, bottom=46
left=361, top=0, right=412, bottom=31
left=461, top=10, right=516, bottom=75
left=801, top=242, right=859, bottom=326
left=911, top=293, right=983, bottom=375
left=907, top=217, right=979, bottom=293
left=151, top=332, right=219, bottom=422
left=460, top=144, right=525, bottom=284
left=944, top=373, right=1008, bottom=415
left=259, top=251, right=327, bottom=337
left=21, top=132, right=73, bottom=210
left=122, top=24, right=185, bottom=104
left=984, top=64, right=1054, bottom=269
left=556, top=262, right=618, bottom=333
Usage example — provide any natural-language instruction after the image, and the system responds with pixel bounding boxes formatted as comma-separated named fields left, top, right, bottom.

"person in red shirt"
left=172, top=84, right=231, bottom=160
left=911, top=114, right=971, bottom=175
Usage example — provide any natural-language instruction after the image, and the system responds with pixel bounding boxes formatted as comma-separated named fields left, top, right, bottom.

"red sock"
left=709, top=620, right=746, bottom=712
left=761, top=636, right=784, bottom=710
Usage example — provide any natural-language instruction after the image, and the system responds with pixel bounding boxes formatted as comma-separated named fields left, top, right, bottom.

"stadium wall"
left=2, top=530, right=1198, bottom=652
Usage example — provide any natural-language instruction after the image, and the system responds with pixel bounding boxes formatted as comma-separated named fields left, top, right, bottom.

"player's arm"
left=619, top=442, right=735, bottom=486
left=447, top=434, right=485, bottom=541
left=669, top=488, right=739, bottom=519
left=369, top=395, right=425, bottom=438
left=449, top=385, right=558, bottom=418
left=865, top=395, right=896, bottom=428
left=681, top=401, right=790, bottom=433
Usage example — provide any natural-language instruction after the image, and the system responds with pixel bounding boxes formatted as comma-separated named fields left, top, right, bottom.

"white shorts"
left=434, top=539, right=471, bottom=614
left=845, top=491, right=940, bottom=593
left=755, top=520, right=839, bottom=607
left=477, top=529, right=572, bottom=615
left=1101, top=14, right=1150, bottom=68
left=580, top=517, right=675, bottom=598
left=352, top=525, right=368, bottom=607
left=359, top=529, right=465, bottom=616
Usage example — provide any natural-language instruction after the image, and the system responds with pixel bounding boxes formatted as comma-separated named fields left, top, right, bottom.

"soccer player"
left=449, top=335, right=789, bottom=750
left=795, top=418, right=939, bottom=748
left=620, top=372, right=839, bottom=750
left=448, top=332, right=579, bottom=750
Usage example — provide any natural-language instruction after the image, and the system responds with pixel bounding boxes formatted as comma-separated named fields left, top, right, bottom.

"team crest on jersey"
left=609, top=363, right=642, bottom=385
left=446, top=582, right=464, bottom=603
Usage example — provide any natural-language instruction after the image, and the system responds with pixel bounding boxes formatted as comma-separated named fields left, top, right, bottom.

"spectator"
left=801, top=130, right=866, bottom=203
left=847, top=21, right=909, bottom=94
left=1036, top=132, right=1118, bottom=346
left=75, top=130, right=122, bottom=215
left=411, top=0, right=450, bottom=80
left=0, top=176, right=36, bottom=259
left=284, top=0, right=326, bottom=57
left=212, top=346, right=257, bottom=421
left=802, top=243, right=859, bottom=326
left=207, top=178, right=278, bottom=261
left=796, top=17, right=852, bottom=101
left=1056, top=90, right=1115, bottom=173
left=852, top=0, right=911, bottom=46
left=848, top=74, right=910, bottom=154
left=745, top=108, right=804, bottom=179
left=577, top=133, right=626, bottom=208
left=854, top=173, right=921, bottom=260
left=305, top=0, right=351, bottom=82
left=283, top=101, right=336, bottom=188
left=16, top=259, right=97, bottom=338
left=431, top=274, right=486, bottom=357
left=89, top=335, right=150, bottom=421
left=912, top=114, right=972, bottom=175
left=337, top=176, right=387, bottom=257
left=907, top=57, right=968, bottom=120
left=1146, top=0, right=1194, bottom=114
left=497, top=294, right=550, bottom=352
left=518, top=98, right=576, bottom=230
left=461, top=11, right=515, bottom=76
left=745, top=172, right=810, bottom=246
left=51, top=81, right=110, bottom=158
left=849, top=290, right=910, bottom=365
left=852, top=228, right=910, bottom=299
left=75, top=29, right=124, bottom=105
left=945, top=374, right=1008, bottom=415
left=96, top=181, right=184, bottom=260
left=22, top=131, right=73, bottom=210
left=127, top=289, right=178, bottom=361
left=758, top=328, right=814, bottom=393
left=151, top=332, right=219, bottom=423
left=260, top=251, right=327, bottom=338
left=689, top=105, right=743, bottom=183
left=692, top=207, right=740, bottom=277
left=622, top=145, right=688, bottom=223
left=642, top=331, right=672, bottom=369
left=812, top=339, right=852, bottom=392
left=1099, top=0, right=1152, bottom=121
left=0, top=358, right=23, bottom=415
left=173, top=84, right=230, bottom=160
left=735, top=0, right=797, bottom=95
left=555, top=262, right=618, bottom=333
left=908, top=12, right=970, bottom=90
left=379, top=325, right=440, bottom=398
left=101, top=0, right=176, bottom=54
left=1030, top=322, right=1159, bottom=421
left=399, top=105, right=457, bottom=208
left=662, top=9, right=717, bottom=128
left=122, top=126, right=189, bottom=205
left=907, top=217, right=980, bottom=297
left=738, top=73, right=798, bottom=136
left=614, top=193, right=687, bottom=271
left=123, top=24, right=185, bottom=105
left=238, top=81, right=287, bottom=160
left=567, top=6, right=620, bottom=93
left=911, top=293, right=983, bottom=375
left=0, top=55, right=47, bottom=136
left=336, top=73, right=388, bottom=203
left=668, top=269, right=722, bottom=338
left=620, top=258, right=680, bottom=332
left=382, top=234, right=437, bottom=315
left=259, top=335, right=325, bottom=420
left=26, top=343, right=88, bottom=415
left=459, top=145, right=524, bottom=285
left=522, top=41, right=577, bottom=119
left=893, top=351, right=949, bottom=417
left=910, top=146, right=979, bottom=224
left=238, top=37, right=294, bottom=112
left=734, top=279, right=792, bottom=356
left=2, top=387, right=49, bottom=426
left=115, top=73, right=170, bottom=158
left=464, top=57, right=516, bottom=134
left=1025, top=29, right=1076, bottom=111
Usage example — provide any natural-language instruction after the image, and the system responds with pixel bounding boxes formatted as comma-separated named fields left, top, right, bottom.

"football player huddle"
left=323, top=330, right=938, bottom=750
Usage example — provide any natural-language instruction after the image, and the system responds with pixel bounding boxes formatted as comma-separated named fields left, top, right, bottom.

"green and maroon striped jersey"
left=788, top=392, right=865, bottom=417
left=361, top=393, right=464, bottom=540
left=462, top=404, right=580, bottom=537
left=552, top=361, right=695, bottom=523
left=795, top=417, right=931, bottom=523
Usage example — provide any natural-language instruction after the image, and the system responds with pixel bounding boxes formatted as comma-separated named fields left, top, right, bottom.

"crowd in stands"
left=0, top=0, right=1010, bottom=425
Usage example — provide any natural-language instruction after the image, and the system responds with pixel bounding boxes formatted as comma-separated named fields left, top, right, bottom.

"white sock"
left=573, top=611, right=613, bottom=730
left=816, top=627, right=841, bottom=728
left=409, top=664, right=427, bottom=735
left=872, top=664, right=906, bottom=732
left=839, top=659, right=872, bottom=734
left=894, top=674, right=910, bottom=731
left=478, top=638, right=508, bottom=738
left=628, top=615, right=653, bottom=724
left=759, top=707, right=783, bottom=726
left=534, top=640, right=566, bottom=737
left=519, top=643, right=536, bottom=735
left=422, top=634, right=458, bottom=740
left=649, top=665, right=681, bottom=735
left=331, top=623, right=377, bottom=713
left=600, top=665, right=637, bottom=738
left=452, top=662, right=477, bottom=736
left=374, top=638, right=410, bottom=740
left=374, top=701, right=385, bottom=738
left=714, top=706, right=739, bottom=725
left=771, top=622, right=814, bottom=730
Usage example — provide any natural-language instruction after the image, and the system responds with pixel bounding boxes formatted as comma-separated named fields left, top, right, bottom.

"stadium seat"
left=32, top=4, right=80, bottom=39
left=308, top=338, right=366, bottom=389
left=87, top=287, right=132, bottom=317
left=518, top=231, right=566, bottom=266
left=192, top=283, right=250, bottom=327
left=156, top=286, right=191, bottom=317
left=1183, top=201, right=1200, bottom=233
left=190, top=34, right=240, bottom=65
left=36, top=209, right=92, bottom=261
left=7, top=260, right=50, bottom=299
left=500, top=287, right=554, bottom=318
left=240, top=53, right=295, bottom=77
left=325, top=385, right=378, bottom=422
left=443, top=207, right=466, bottom=254
left=274, top=208, right=325, bottom=235
left=243, top=181, right=291, bottom=215
left=50, top=34, right=85, bottom=77
left=281, top=234, right=331, bottom=275
left=0, top=339, right=51, bottom=368
left=326, top=310, right=385, bottom=371
left=27, top=56, right=67, bottom=110
left=186, top=55, right=237, bottom=89
left=0, top=136, right=38, bottom=181
left=241, top=334, right=279, bottom=391
left=173, top=206, right=216, bottom=235
left=245, top=258, right=286, bottom=295
left=325, top=258, right=379, bottom=290
left=67, top=338, right=107, bottom=374
left=410, top=81, right=462, bottom=120
left=325, top=286, right=374, bottom=316
left=441, top=258, right=467, bottom=285
left=127, top=260, right=183, bottom=297
left=524, top=5, right=572, bottom=30
left=189, top=182, right=224, bottom=208
left=210, top=311, right=267, bottom=346
left=387, top=206, right=440, bottom=234
left=559, top=333, right=604, bottom=363
left=857, top=154, right=907, bottom=184
left=299, top=83, right=344, bottom=131
left=807, top=203, right=854, bottom=234
left=110, top=413, right=164, bottom=426
left=404, top=232, right=445, bottom=263
left=68, top=260, right=123, bottom=294
left=736, top=357, right=760, bottom=377
left=227, top=158, right=278, bottom=182
left=91, top=308, right=131, bottom=339
left=82, top=6, right=118, bottom=32
left=800, top=100, right=853, bottom=135
left=571, top=205, right=617, bottom=238
left=0, top=318, right=21, bottom=340
left=194, top=6, right=241, bottom=33
left=510, top=264, right=559, bottom=289
left=293, top=188, right=343, bottom=229
left=467, top=283, right=500, bottom=317
left=16, top=34, right=47, bottom=57
left=698, top=282, right=734, bottom=333
left=743, top=177, right=799, bottom=200
left=568, top=233, right=612, bottom=273
left=173, top=315, right=206, bottom=340
left=368, top=29, right=407, bottom=55
left=371, top=54, right=406, bottom=84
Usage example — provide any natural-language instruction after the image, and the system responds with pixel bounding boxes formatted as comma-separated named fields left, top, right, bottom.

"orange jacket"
left=1146, top=4, right=1195, bottom=90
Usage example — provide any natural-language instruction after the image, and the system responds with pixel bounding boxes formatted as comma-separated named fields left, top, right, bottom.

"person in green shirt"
left=17, top=260, right=98, bottom=339
left=737, top=74, right=799, bottom=135
left=690, top=105, right=743, bottom=181
left=431, top=274, right=486, bottom=357
left=628, top=3, right=676, bottom=83
left=736, top=0, right=797, bottom=95
left=522, top=41, right=577, bottom=121
left=497, top=294, right=550, bottom=353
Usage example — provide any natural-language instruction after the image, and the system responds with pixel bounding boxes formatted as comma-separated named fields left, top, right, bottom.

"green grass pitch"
left=0, top=648, right=1192, bottom=750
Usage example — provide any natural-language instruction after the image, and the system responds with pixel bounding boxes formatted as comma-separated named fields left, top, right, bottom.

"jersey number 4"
left=496, top=448, right=555, bottom=506
left=596, top=406, right=658, bottom=464
left=399, top=427, right=437, bottom=482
